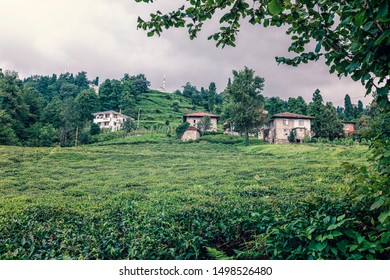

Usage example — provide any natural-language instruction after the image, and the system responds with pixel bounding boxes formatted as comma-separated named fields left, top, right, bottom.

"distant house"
left=342, top=121, right=356, bottom=136
left=183, top=112, right=219, bottom=132
left=266, top=112, right=314, bottom=144
left=181, top=126, right=200, bottom=141
left=92, top=110, right=132, bottom=132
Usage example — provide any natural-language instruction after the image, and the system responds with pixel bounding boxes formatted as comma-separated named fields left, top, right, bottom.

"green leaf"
left=355, top=10, right=366, bottom=26
left=268, top=0, right=284, bottom=15
left=377, top=2, right=388, bottom=20
left=315, top=41, right=322, bottom=53
left=370, top=197, right=384, bottom=210
left=346, top=62, right=361, bottom=73
left=363, top=21, right=374, bottom=31
left=337, top=214, right=345, bottom=222
left=378, top=210, right=390, bottom=224
left=374, top=30, right=390, bottom=45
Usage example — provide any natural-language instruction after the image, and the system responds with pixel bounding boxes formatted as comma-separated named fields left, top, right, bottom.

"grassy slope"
left=135, top=90, right=205, bottom=128
left=0, top=135, right=369, bottom=259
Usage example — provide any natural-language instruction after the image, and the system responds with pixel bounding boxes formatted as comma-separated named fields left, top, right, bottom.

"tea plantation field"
left=1, top=135, right=380, bottom=259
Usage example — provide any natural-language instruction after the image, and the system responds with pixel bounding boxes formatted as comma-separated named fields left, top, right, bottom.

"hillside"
left=134, top=90, right=206, bottom=129
left=0, top=135, right=381, bottom=260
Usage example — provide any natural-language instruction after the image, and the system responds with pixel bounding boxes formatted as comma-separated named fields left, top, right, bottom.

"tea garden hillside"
left=1, top=68, right=388, bottom=260
left=0, top=69, right=369, bottom=147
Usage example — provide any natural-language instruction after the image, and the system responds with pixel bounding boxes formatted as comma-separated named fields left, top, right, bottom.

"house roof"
left=183, top=112, right=220, bottom=118
left=92, top=110, right=131, bottom=119
left=342, top=121, right=356, bottom=124
left=187, top=126, right=198, bottom=131
left=272, top=112, right=314, bottom=119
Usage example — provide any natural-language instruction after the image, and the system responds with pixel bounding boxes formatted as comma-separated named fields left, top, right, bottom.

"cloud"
left=0, top=0, right=371, bottom=105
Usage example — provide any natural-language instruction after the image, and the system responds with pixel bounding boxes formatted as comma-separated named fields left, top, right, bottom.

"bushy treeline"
left=174, top=82, right=223, bottom=114
left=0, top=69, right=150, bottom=146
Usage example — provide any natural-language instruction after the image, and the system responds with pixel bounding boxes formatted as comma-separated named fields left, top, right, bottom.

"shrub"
left=175, top=122, right=190, bottom=139
left=90, top=123, right=100, bottom=135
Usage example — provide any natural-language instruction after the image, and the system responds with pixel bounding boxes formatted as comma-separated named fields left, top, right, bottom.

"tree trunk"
left=244, top=128, right=249, bottom=146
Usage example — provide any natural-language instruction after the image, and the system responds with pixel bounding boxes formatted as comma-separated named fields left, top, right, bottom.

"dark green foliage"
left=288, top=131, right=295, bottom=143
left=0, top=110, right=19, bottom=145
left=344, top=94, right=354, bottom=121
left=308, top=90, right=343, bottom=140
left=196, top=116, right=211, bottom=135
left=123, top=119, right=136, bottom=133
left=223, top=67, right=265, bottom=146
left=78, top=132, right=91, bottom=145
left=75, top=89, right=101, bottom=121
left=176, top=122, right=190, bottom=139
left=90, top=123, right=100, bottom=136
left=264, top=97, right=288, bottom=115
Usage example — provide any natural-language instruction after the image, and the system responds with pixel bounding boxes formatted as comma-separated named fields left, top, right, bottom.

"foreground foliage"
left=0, top=135, right=387, bottom=259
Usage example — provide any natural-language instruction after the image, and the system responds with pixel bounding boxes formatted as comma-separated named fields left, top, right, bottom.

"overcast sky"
left=0, top=0, right=371, bottom=106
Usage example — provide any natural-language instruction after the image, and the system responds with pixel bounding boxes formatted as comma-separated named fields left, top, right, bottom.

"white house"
left=182, top=112, right=219, bottom=132
left=265, top=112, right=314, bottom=144
left=92, top=110, right=131, bottom=132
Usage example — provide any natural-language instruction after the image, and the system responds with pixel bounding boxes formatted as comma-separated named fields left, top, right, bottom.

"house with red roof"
left=267, top=112, right=315, bottom=144
left=342, top=121, right=356, bottom=136
left=183, top=112, right=219, bottom=132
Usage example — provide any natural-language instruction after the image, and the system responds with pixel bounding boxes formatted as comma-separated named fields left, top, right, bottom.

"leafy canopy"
left=135, top=0, right=389, bottom=107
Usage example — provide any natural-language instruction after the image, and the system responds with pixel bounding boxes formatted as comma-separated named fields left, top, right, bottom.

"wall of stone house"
left=185, top=117, right=218, bottom=131
left=274, top=118, right=294, bottom=143
left=270, top=118, right=311, bottom=143
left=181, top=130, right=200, bottom=141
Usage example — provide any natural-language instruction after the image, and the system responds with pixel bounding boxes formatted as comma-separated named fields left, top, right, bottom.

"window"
left=299, top=120, right=304, bottom=126
left=283, top=119, right=289, bottom=125
left=344, top=124, right=349, bottom=130
left=105, top=114, right=110, bottom=118
left=284, top=129, right=289, bottom=136
left=193, top=120, right=196, bottom=124
left=114, top=114, right=117, bottom=118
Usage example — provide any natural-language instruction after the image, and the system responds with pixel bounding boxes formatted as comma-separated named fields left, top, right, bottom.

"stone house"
left=183, top=112, right=219, bottom=132
left=181, top=126, right=200, bottom=141
left=266, top=112, right=314, bottom=144
left=92, top=110, right=132, bottom=132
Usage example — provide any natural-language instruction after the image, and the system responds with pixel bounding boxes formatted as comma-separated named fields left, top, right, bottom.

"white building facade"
left=92, top=110, right=131, bottom=132
left=265, top=112, right=314, bottom=144
left=182, top=112, right=219, bottom=132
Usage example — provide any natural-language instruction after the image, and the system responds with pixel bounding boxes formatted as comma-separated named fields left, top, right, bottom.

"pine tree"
left=344, top=94, right=354, bottom=121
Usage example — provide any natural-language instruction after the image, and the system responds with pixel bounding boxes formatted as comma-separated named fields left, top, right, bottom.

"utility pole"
left=137, top=109, right=141, bottom=130
left=75, top=126, right=79, bottom=147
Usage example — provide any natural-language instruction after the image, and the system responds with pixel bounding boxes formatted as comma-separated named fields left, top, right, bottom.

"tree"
left=0, top=70, right=30, bottom=141
left=90, top=123, right=100, bottom=135
left=123, top=119, right=136, bottom=133
left=208, top=82, right=217, bottom=113
left=288, top=130, right=295, bottom=143
left=265, top=97, right=288, bottom=115
left=75, top=71, right=89, bottom=91
left=197, top=116, right=212, bottom=135
left=0, top=109, right=19, bottom=145
left=75, top=89, right=101, bottom=121
left=344, top=94, right=354, bottom=121
left=223, top=67, right=265, bottom=146
left=356, top=100, right=364, bottom=119
left=135, top=0, right=389, bottom=108
left=308, top=89, right=343, bottom=139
